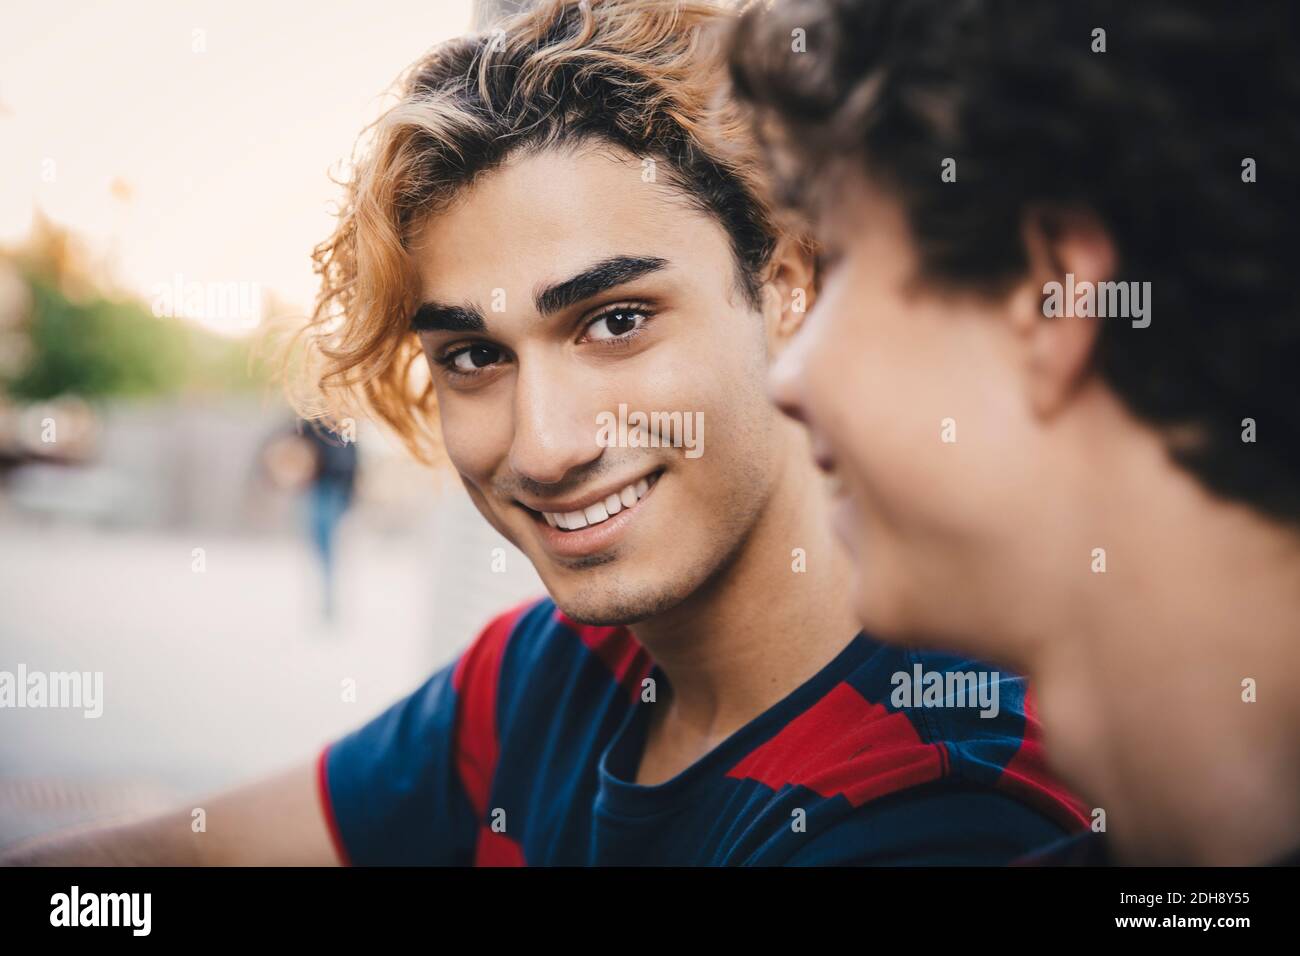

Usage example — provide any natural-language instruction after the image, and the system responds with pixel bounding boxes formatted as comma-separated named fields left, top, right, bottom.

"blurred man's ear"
left=761, top=236, right=818, bottom=350
left=1010, top=207, right=1115, bottom=418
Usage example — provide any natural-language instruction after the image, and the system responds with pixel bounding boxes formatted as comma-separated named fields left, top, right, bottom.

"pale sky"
left=0, top=0, right=475, bottom=333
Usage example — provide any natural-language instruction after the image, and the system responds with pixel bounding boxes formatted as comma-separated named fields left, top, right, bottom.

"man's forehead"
left=417, top=147, right=676, bottom=240
left=410, top=146, right=725, bottom=282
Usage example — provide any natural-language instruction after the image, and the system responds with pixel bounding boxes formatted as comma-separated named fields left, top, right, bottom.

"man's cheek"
left=822, top=368, right=900, bottom=503
left=625, top=366, right=716, bottom=447
left=441, top=415, right=506, bottom=487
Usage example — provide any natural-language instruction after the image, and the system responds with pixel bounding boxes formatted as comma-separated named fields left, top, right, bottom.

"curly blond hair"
left=287, top=0, right=782, bottom=463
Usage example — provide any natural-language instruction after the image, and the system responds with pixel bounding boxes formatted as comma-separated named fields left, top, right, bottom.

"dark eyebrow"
left=410, top=302, right=487, bottom=333
left=534, top=255, right=669, bottom=316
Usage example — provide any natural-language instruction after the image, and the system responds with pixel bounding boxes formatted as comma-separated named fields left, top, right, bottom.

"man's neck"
left=1030, top=430, right=1300, bottom=864
left=628, top=450, right=859, bottom=771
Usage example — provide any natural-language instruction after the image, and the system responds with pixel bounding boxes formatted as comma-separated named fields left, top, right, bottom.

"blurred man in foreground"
left=731, top=0, right=1300, bottom=864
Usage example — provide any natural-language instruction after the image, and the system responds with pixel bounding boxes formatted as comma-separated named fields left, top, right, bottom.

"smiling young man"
left=730, top=0, right=1300, bottom=864
left=2, top=0, right=1084, bottom=867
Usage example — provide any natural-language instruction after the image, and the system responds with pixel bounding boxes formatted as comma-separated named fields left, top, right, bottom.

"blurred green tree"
left=1, top=217, right=271, bottom=401
left=7, top=276, right=186, bottom=400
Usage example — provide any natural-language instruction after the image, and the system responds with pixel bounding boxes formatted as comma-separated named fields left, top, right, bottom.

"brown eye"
left=587, top=309, right=646, bottom=341
left=450, top=344, right=502, bottom=372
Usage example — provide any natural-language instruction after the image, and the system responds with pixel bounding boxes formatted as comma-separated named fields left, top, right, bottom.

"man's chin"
left=547, top=578, right=690, bottom=628
left=549, top=596, right=663, bottom=628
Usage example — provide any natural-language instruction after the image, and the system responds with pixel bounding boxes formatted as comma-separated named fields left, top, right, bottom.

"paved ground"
left=0, top=516, right=541, bottom=844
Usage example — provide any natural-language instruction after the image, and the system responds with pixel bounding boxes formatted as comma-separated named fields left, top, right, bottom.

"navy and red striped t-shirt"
left=319, top=597, right=1086, bottom=865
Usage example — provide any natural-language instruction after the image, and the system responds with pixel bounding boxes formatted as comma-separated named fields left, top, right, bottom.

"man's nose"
left=507, top=361, right=603, bottom=485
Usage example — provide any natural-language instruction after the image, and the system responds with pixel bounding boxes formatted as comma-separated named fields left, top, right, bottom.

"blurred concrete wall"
left=3, top=396, right=294, bottom=533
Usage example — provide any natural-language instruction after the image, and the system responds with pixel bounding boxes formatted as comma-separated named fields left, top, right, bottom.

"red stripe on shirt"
left=995, top=686, right=1091, bottom=830
left=315, top=745, right=352, bottom=867
left=474, top=825, right=527, bottom=866
left=555, top=610, right=653, bottom=703
left=727, top=681, right=945, bottom=807
left=452, top=601, right=533, bottom=826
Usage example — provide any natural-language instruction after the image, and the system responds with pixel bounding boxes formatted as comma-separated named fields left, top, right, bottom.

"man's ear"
left=761, top=236, right=818, bottom=350
left=1009, top=207, right=1116, bottom=418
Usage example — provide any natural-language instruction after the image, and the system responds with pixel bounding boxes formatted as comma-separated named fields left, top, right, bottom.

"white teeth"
left=541, top=476, right=656, bottom=531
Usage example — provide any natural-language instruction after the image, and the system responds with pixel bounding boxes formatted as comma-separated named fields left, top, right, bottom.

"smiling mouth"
left=521, top=470, right=661, bottom=532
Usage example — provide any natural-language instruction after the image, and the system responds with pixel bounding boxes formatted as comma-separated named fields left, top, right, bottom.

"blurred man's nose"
left=768, top=317, right=813, bottom=427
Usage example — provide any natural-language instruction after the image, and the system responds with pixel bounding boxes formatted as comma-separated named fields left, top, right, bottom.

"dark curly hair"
left=729, top=0, right=1300, bottom=524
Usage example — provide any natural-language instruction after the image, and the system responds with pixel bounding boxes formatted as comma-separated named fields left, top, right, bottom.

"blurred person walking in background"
left=263, top=421, right=359, bottom=622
